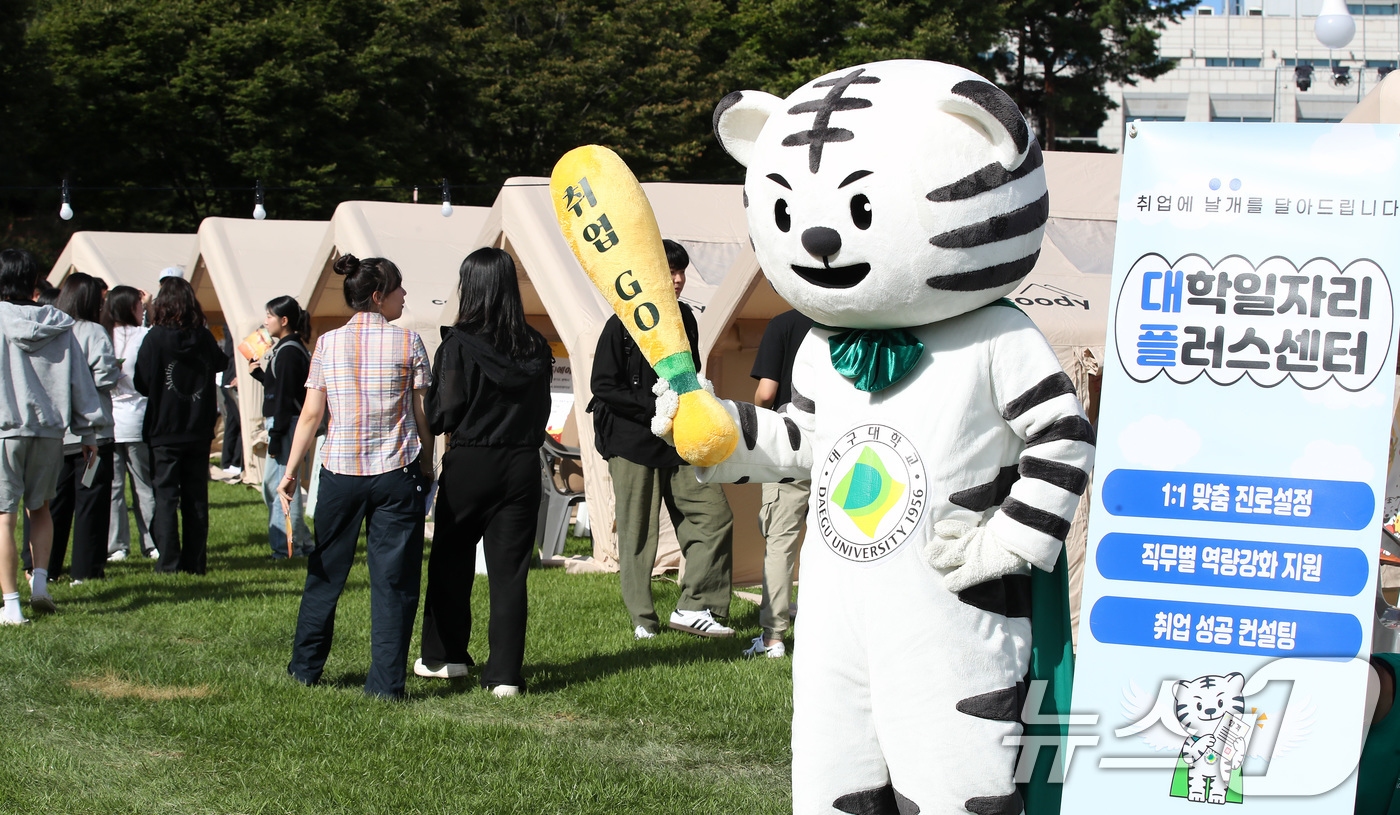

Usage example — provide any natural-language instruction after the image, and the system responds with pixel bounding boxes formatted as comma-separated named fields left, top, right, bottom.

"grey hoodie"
left=62, top=320, right=118, bottom=449
left=0, top=302, right=104, bottom=445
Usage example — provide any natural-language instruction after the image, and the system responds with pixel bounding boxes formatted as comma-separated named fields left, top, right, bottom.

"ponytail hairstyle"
left=150, top=275, right=205, bottom=330
left=332, top=253, right=402, bottom=312
left=103, top=285, right=143, bottom=332
left=265, top=295, right=310, bottom=337
left=56, top=271, right=105, bottom=324
left=453, top=247, right=547, bottom=361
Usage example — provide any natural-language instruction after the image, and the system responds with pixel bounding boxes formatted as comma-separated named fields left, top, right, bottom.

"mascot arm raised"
left=678, top=334, right=820, bottom=486
left=925, top=312, right=1095, bottom=589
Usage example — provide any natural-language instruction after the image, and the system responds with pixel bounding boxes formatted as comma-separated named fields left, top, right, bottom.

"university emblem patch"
left=816, top=424, right=926, bottom=562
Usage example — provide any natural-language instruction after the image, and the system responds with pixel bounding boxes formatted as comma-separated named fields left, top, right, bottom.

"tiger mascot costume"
left=698, top=60, right=1096, bottom=814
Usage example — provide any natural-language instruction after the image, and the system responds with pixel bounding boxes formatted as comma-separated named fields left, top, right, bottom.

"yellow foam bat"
left=551, top=145, right=738, bottom=467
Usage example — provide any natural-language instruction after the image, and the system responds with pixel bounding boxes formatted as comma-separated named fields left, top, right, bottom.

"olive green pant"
left=609, top=456, right=734, bottom=632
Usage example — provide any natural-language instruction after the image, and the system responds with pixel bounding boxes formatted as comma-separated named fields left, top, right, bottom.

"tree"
left=993, top=0, right=1193, bottom=148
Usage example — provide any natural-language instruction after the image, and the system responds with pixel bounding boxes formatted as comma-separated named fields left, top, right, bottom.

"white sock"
left=31, top=568, right=48, bottom=595
left=2, top=592, right=22, bottom=622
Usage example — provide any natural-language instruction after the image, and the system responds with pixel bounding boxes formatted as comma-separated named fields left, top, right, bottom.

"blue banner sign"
left=1101, top=468, right=1374, bottom=530
left=1096, top=532, right=1368, bottom=596
left=1089, top=595, right=1364, bottom=658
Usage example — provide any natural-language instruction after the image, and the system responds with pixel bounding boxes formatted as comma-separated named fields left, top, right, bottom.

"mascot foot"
left=833, top=784, right=920, bottom=815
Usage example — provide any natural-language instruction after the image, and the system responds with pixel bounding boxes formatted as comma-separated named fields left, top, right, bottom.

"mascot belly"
left=703, top=60, right=1097, bottom=814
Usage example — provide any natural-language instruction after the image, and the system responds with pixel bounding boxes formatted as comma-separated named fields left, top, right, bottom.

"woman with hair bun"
left=414, top=248, right=551, bottom=697
left=134, top=275, right=228, bottom=575
left=280, top=253, right=434, bottom=701
left=248, top=295, right=313, bottom=558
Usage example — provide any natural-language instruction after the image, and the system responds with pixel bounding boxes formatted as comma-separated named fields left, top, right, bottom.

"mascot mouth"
left=790, top=262, right=872, bottom=289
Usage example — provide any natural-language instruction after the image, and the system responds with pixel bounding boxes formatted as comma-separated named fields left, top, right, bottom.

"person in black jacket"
left=248, top=296, right=313, bottom=558
left=415, top=247, right=552, bottom=697
left=134, top=276, right=228, bottom=575
left=589, top=240, right=735, bottom=640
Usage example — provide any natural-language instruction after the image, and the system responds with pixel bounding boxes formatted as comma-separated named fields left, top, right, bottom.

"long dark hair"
left=332, top=253, right=401, bottom=312
left=102, top=285, right=143, bottom=332
left=266, top=295, right=309, bottom=337
left=453, top=248, right=546, bottom=361
left=0, top=249, right=41, bottom=303
left=56, top=272, right=105, bottom=324
left=150, top=276, right=205, bottom=330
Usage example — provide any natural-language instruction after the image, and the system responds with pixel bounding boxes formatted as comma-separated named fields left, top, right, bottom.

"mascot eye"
left=775, top=198, right=791, bottom=233
left=850, top=194, right=872, bottom=230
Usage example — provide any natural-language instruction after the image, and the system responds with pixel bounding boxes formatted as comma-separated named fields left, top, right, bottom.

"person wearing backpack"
left=249, top=296, right=313, bottom=559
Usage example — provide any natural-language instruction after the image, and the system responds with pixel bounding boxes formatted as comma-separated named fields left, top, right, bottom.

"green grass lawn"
left=0, top=481, right=792, bottom=815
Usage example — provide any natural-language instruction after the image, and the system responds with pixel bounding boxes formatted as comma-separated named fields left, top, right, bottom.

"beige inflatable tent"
left=49, top=231, right=197, bottom=291
left=1344, top=71, right=1400, bottom=124
left=186, top=218, right=329, bottom=485
left=299, top=201, right=491, bottom=360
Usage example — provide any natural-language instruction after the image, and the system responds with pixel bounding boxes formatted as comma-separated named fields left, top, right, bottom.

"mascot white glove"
left=650, top=377, right=716, bottom=443
left=921, top=519, right=1028, bottom=593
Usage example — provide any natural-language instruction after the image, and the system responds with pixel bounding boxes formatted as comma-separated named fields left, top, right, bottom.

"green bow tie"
left=825, top=326, right=925, bottom=393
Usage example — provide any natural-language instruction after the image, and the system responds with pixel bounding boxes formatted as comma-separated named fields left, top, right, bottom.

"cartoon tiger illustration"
left=694, top=60, right=1095, bottom=814
left=1173, top=672, right=1249, bottom=805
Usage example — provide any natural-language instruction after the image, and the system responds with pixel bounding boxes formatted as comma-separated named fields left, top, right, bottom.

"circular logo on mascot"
left=815, top=424, right=926, bottom=562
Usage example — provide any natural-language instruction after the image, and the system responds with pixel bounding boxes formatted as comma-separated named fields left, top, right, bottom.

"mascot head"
left=715, top=60, right=1047, bottom=330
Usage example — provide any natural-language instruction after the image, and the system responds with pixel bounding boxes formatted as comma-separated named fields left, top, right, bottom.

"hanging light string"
left=18, top=177, right=745, bottom=221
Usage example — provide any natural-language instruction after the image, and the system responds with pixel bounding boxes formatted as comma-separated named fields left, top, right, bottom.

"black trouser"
left=151, top=441, right=211, bottom=575
left=27, top=444, right=114, bottom=580
left=219, top=387, right=242, bottom=470
left=288, top=465, right=426, bottom=700
left=421, top=446, right=540, bottom=690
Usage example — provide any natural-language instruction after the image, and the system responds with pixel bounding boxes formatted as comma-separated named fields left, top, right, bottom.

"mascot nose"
left=801, top=226, right=842, bottom=258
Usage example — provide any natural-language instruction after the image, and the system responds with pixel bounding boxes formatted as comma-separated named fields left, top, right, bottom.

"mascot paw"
left=923, top=520, right=1027, bottom=593
left=651, top=379, right=679, bottom=442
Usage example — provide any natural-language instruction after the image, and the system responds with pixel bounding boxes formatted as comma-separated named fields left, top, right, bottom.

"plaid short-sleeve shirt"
left=306, top=312, right=430, bottom=476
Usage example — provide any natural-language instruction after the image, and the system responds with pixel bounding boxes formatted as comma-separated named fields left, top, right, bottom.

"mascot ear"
left=938, top=79, right=1035, bottom=171
left=713, top=90, right=784, bottom=169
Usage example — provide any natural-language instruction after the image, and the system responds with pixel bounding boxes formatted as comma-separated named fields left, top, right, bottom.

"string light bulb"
left=440, top=178, right=453, bottom=217
left=59, top=179, right=73, bottom=221
left=253, top=179, right=267, bottom=220
left=1315, top=0, right=1355, bottom=50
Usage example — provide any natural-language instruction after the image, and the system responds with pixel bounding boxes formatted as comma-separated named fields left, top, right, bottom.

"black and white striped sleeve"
left=984, top=313, right=1096, bottom=571
left=695, top=334, right=820, bottom=485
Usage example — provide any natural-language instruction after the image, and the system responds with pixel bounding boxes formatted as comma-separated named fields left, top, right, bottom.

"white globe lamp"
left=1315, top=0, right=1356, bottom=50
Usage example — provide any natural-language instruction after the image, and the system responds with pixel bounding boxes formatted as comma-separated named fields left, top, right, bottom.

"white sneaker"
left=743, top=636, right=787, bottom=658
left=633, top=625, right=656, bottom=640
left=0, top=614, right=29, bottom=626
left=107, top=550, right=127, bottom=562
left=491, top=684, right=520, bottom=698
left=69, top=580, right=84, bottom=587
left=413, top=658, right=470, bottom=679
left=667, top=609, right=735, bottom=638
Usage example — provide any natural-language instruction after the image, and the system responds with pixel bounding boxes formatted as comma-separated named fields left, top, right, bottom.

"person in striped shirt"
left=279, top=254, right=434, bottom=701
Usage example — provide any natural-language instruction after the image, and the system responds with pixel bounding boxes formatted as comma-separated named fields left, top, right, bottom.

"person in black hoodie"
left=134, top=276, right=228, bottom=575
left=414, top=247, right=551, bottom=697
